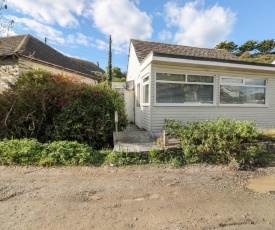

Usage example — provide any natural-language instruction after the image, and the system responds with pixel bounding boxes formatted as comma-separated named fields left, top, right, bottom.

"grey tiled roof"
left=131, top=39, right=241, bottom=63
left=68, top=57, right=105, bottom=73
left=0, top=34, right=100, bottom=80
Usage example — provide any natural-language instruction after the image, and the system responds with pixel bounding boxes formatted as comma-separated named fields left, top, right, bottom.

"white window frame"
left=154, top=72, right=216, bottom=106
left=142, top=75, right=149, bottom=106
left=219, top=76, right=268, bottom=107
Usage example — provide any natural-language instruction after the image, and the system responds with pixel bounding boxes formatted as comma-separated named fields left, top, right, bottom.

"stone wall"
left=0, top=58, right=19, bottom=92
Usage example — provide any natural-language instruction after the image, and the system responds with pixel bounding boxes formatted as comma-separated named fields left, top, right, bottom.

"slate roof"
left=0, top=34, right=100, bottom=80
left=131, top=39, right=275, bottom=67
left=68, top=57, right=105, bottom=73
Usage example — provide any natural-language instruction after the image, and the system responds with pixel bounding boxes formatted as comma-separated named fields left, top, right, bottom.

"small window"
left=221, top=77, right=243, bottom=84
left=136, top=83, right=140, bottom=107
left=142, top=76, right=149, bottom=105
left=187, top=75, right=214, bottom=83
left=156, top=73, right=186, bottom=82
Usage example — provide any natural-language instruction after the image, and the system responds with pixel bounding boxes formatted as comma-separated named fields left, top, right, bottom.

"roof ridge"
left=14, top=34, right=29, bottom=54
left=131, top=38, right=228, bottom=52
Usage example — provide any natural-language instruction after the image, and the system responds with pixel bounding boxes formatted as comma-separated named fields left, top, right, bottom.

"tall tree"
left=238, top=40, right=258, bottom=54
left=214, top=41, right=238, bottom=53
left=256, top=39, right=275, bottom=54
left=112, top=67, right=123, bottom=79
left=107, top=35, right=112, bottom=83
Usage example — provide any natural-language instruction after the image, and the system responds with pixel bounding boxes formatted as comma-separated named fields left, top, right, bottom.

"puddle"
left=247, top=176, right=275, bottom=194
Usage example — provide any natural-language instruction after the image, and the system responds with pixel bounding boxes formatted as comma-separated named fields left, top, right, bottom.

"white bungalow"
left=125, top=39, right=275, bottom=136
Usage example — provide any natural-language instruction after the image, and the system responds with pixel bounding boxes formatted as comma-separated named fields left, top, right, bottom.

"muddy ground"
left=0, top=165, right=275, bottom=230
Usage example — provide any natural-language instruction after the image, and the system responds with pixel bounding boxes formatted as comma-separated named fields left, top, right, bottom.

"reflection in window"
left=143, top=76, right=149, bottom=104
left=156, top=73, right=214, bottom=104
left=220, top=77, right=266, bottom=105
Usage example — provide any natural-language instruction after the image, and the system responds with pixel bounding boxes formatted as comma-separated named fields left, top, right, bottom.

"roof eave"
left=144, top=52, right=275, bottom=72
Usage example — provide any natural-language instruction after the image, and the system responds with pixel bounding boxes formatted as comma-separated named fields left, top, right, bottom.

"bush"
left=0, top=139, right=100, bottom=166
left=106, top=149, right=150, bottom=166
left=149, top=148, right=185, bottom=167
left=163, top=118, right=271, bottom=169
left=0, top=138, right=43, bottom=165
left=40, top=141, right=100, bottom=166
left=0, top=69, right=127, bottom=149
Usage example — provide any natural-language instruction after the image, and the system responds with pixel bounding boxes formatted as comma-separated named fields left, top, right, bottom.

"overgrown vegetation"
left=1, top=120, right=274, bottom=168
left=163, top=118, right=274, bottom=169
left=0, top=69, right=127, bottom=149
left=0, top=139, right=101, bottom=166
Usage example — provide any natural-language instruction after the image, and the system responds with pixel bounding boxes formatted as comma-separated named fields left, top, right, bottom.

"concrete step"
left=114, top=131, right=154, bottom=143
left=113, top=130, right=161, bottom=152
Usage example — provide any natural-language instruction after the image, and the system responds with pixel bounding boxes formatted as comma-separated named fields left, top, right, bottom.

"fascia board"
left=151, top=56, right=275, bottom=72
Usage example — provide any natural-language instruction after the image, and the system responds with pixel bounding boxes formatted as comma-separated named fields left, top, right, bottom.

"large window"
left=220, top=77, right=266, bottom=105
left=155, top=73, right=214, bottom=105
left=142, top=76, right=149, bottom=105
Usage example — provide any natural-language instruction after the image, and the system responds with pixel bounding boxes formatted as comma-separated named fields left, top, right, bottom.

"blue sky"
left=2, top=0, right=275, bottom=72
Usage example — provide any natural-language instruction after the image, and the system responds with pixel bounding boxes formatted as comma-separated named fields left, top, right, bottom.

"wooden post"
left=115, top=111, right=118, bottom=142
left=163, top=130, right=168, bottom=147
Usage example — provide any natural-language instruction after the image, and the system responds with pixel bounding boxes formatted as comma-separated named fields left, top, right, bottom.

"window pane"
left=156, top=73, right=185, bottom=82
left=188, top=75, right=214, bottom=83
left=156, top=83, right=185, bottom=103
left=143, top=84, right=149, bottom=103
left=245, top=79, right=266, bottom=86
left=136, top=83, right=140, bottom=107
left=220, top=86, right=265, bottom=104
left=184, top=85, right=213, bottom=103
left=143, top=76, right=149, bottom=83
left=221, top=78, right=243, bottom=84
left=156, top=83, right=213, bottom=104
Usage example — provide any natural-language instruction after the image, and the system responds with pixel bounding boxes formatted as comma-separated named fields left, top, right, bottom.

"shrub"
left=149, top=148, right=185, bottom=167
left=106, top=149, right=150, bottom=166
left=0, top=139, right=100, bottom=166
left=163, top=118, right=270, bottom=169
left=0, top=69, right=127, bottom=149
left=40, top=141, right=100, bottom=166
left=0, top=138, right=43, bottom=165
left=52, top=83, right=126, bottom=148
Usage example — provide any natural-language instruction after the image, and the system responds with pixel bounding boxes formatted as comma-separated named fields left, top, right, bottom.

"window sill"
left=154, top=103, right=216, bottom=107
left=219, top=104, right=269, bottom=108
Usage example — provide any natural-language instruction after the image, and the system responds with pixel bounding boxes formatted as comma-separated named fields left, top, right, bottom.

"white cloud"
left=5, top=15, right=94, bottom=48
left=6, top=15, right=65, bottom=44
left=158, top=30, right=173, bottom=41
left=164, top=0, right=236, bottom=47
left=9, top=0, right=88, bottom=27
left=67, top=33, right=92, bottom=47
left=94, top=39, right=108, bottom=50
left=89, top=0, right=153, bottom=53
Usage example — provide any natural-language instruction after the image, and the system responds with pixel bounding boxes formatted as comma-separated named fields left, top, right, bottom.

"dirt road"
left=0, top=165, right=275, bottom=230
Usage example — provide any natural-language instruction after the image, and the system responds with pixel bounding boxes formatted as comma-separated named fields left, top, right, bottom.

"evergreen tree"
left=256, top=39, right=275, bottom=54
left=214, top=41, right=238, bottom=53
left=107, top=35, right=112, bottom=83
left=238, top=40, right=258, bottom=54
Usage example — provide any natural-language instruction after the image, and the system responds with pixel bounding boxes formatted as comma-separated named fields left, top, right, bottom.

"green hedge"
left=0, top=69, right=127, bottom=149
